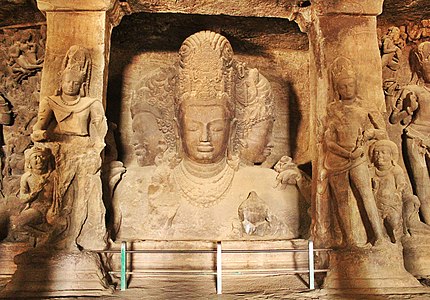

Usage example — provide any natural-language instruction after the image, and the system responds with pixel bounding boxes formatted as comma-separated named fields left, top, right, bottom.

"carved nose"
left=200, top=125, right=210, bottom=142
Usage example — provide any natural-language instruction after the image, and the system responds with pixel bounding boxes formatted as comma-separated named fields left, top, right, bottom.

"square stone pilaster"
left=302, top=0, right=386, bottom=248
left=298, top=0, right=423, bottom=293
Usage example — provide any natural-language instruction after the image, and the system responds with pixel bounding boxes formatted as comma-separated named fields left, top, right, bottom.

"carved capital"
left=285, top=6, right=312, bottom=33
left=312, top=0, right=384, bottom=16
left=108, top=1, right=132, bottom=27
left=37, top=0, right=118, bottom=12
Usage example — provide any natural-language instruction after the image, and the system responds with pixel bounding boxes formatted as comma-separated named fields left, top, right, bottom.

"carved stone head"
left=131, top=103, right=167, bottom=166
left=331, top=57, right=357, bottom=101
left=176, top=31, right=235, bottom=164
left=57, top=45, right=92, bottom=97
left=416, top=41, right=430, bottom=83
left=369, top=140, right=398, bottom=170
left=130, top=66, right=176, bottom=166
left=61, top=69, right=86, bottom=97
left=235, top=66, right=275, bottom=164
left=24, top=146, right=53, bottom=174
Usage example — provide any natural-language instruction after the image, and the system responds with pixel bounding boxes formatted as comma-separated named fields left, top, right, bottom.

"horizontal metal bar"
left=108, top=269, right=329, bottom=275
left=93, top=248, right=332, bottom=254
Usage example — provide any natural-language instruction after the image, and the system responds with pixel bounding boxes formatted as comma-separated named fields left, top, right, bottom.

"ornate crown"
left=331, top=56, right=356, bottom=83
left=176, top=31, right=235, bottom=115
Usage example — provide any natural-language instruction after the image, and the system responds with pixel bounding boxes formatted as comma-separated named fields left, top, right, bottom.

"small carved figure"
left=369, top=140, right=408, bottom=243
left=7, top=30, right=43, bottom=84
left=389, top=41, right=430, bottom=225
left=324, top=57, right=388, bottom=247
left=381, top=27, right=405, bottom=71
left=421, top=19, right=430, bottom=39
left=10, top=146, right=55, bottom=240
left=238, top=191, right=270, bottom=235
left=407, top=22, right=422, bottom=42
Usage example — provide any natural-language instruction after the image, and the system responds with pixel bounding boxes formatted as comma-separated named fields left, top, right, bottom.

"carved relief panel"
left=108, top=31, right=309, bottom=241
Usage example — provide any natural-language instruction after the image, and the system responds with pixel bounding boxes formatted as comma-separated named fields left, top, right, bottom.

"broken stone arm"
left=89, top=101, right=108, bottom=151
left=389, top=89, right=418, bottom=124
left=31, top=98, right=53, bottom=142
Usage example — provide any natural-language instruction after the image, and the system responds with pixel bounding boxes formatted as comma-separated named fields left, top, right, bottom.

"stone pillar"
left=0, top=1, right=128, bottom=298
left=302, top=0, right=422, bottom=292
left=308, top=0, right=386, bottom=250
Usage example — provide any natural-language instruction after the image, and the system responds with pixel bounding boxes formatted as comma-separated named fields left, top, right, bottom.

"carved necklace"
left=173, top=158, right=235, bottom=208
left=59, top=95, right=81, bottom=106
left=374, top=165, right=394, bottom=177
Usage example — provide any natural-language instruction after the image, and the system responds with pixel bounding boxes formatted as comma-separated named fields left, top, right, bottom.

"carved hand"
left=30, top=129, right=48, bottom=142
left=350, top=147, right=364, bottom=160
left=405, top=92, right=419, bottom=113
left=276, top=168, right=302, bottom=187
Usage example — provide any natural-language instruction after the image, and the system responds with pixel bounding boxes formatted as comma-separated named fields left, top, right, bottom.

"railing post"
left=216, top=241, right=222, bottom=294
left=308, top=240, right=315, bottom=290
left=121, top=241, right=127, bottom=291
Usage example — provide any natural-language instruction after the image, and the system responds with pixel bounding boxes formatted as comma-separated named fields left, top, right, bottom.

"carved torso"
left=324, top=99, right=374, bottom=173
left=45, top=95, right=100, bottom=136
left=403, top=85, right=430, bottom=137
left=112, top=165, right=302, bottom=241
left=20, top=170, right=54, bottom=214
left=369, top=164, right=406, bottom=221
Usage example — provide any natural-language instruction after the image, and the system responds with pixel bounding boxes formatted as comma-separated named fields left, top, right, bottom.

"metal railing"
left=98, top=240, right=330, bottom=294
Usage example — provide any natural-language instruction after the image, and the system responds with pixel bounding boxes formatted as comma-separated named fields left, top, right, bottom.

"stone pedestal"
left=324, top=242, right=421, bottom=292
left=106, top=239, right=325, bottom=291
left=0, top=243, right=30, bottom=288
left=0, top=249, right=113, bottom=298
left=403, top=235, right=430, bottom=278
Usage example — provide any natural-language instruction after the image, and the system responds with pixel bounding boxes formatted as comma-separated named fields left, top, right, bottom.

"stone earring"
left=80, top=82, right=86, bottom=97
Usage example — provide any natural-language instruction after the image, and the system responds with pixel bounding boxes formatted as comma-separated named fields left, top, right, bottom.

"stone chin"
left=191, top=151, right=216, bottom=163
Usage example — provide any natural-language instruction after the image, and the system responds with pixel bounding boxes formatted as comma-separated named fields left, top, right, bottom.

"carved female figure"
left=381, top=26, right=405, bottom=71
left=324, top=57, right=387, bottom=247
left=390, top=41, right=430, bottom=225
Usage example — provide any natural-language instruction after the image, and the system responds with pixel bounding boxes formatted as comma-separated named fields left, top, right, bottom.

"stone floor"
left=103, top=289, right=430, bottom=300
left=98, top=275, right=430, bottom=300
left=4, top=274, right=430, bottom=299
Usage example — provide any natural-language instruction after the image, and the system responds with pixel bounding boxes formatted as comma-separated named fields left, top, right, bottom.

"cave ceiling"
left=0, top=0, right=429, bottom=38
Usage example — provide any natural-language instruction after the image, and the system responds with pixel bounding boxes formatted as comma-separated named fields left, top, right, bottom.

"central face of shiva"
left=179, top=104, right=231, bottom=164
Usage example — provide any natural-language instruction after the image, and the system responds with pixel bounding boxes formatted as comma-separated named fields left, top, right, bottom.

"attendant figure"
left=390, top=41, right=430, bottom=225
left=324, top=57, right=388, bottom=247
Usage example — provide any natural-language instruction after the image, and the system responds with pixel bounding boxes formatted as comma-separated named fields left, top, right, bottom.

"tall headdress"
left=330, top=56, right=356, bottom=84
left=176, top=31, right=235, bottom=117
left=131, top=66, right=177, bottom=151
left=235, top=66, right=274, bottom=136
